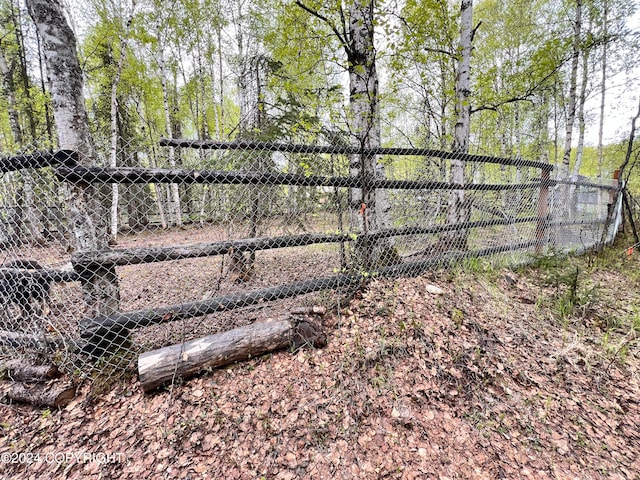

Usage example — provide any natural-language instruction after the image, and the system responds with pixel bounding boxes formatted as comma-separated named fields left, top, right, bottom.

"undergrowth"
left=518, top=235, right=640, bottom=367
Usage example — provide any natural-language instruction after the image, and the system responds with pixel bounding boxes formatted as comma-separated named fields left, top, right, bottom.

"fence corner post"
left=535, top=168, right=550, bottom=255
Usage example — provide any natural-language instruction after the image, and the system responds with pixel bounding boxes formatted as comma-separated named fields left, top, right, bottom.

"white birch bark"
left=560, top=0, right=582, bottom=180
left=109, top=11, right=135, bottom=242
left=26, top=0, right=120, bottom=316
left=347, top=0, right=395, bottom=268
left=573, top=38, right=590, bottom=180
left=158, top=44, right=182, bottom=226
left=444, top=0, right=472, bottom=251
left=295, top=0, right=395, bottom=267
left=568, top=39, right=590, bottom=218
left=597, top=0, right=608, bottom=178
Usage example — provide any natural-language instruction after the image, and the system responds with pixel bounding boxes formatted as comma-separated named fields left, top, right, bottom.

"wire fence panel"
left=0, top=139, right=621, bottom=384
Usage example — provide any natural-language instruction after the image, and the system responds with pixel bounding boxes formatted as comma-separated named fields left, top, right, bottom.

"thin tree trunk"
left=0, top=36, right=45, bottom=244
left=217, top=21, right=224, bottom=138
left=136, top=100, right=168, bottom=228
left=11, top=0, right=37, bottom=141
left=347, top=0, right=395, bottom=268
left=0, top=52, right=23, bottom=146
left=234, top=2, right=263, bottom=276
left=35, top=25, right=54, bottom=146
left=443, top=0, right=473, bottom=251
left=109, top=12, right=134, bottom=242
left=572, top=38, right=590, bottom=180
left=569, top=63, right=586, bottom=215
left=560, top=0, right=582, bottom=180
left=597, top=0, right=608, bottom=178
left=158, top=45, right=182, bottom=227
left=295, top=0, right=395, bottom=268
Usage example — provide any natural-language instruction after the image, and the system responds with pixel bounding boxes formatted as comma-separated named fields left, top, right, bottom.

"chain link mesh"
left=0, top=137, right=621, bottom=384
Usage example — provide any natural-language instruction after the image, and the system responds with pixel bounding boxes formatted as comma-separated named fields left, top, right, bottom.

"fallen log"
left=138, top=315, right=326, bottom=392
left=0, top=329, right=64, bottom=349
left=0, top=360, right=61, bottom=382
left=3, top=381, right=75, bottom=408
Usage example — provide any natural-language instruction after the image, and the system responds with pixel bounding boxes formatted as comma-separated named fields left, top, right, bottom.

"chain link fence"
left=0, top=137, right=621, bottom=387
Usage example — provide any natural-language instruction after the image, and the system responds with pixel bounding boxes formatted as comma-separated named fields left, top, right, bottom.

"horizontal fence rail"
left=160, top=138, right=555, bottom=171
left=0, top=149, right=77, bottom=173
left=0, top=138, right=622, bottom=388
left=57, top=165, right=549, bottom=191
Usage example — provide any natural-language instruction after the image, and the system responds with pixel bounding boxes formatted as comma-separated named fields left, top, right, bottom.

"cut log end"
left=292, top=320, right=327, bottom=349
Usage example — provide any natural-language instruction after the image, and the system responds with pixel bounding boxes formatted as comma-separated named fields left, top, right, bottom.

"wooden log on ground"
left=3, top=381, right=75, bottom=408
left=0, top=360, right=61, bottom=382
left=138, top=315, right=326, bottom=392
left=0, top=329, right=64, bottom=349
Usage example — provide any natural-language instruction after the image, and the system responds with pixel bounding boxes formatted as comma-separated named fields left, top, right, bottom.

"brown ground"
left=1, top=236, right=639, bottom=479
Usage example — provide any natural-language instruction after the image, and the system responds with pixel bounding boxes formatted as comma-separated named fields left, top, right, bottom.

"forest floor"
left=1, top=235, right=639, bottom=479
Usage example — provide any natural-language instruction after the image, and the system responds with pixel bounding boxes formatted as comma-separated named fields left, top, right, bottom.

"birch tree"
left=443, top=0, right=473, bottom=251
left=296, top=0, right=397, bottom=268
left=559, top=0, right=582, bottom=180
left=108, top=1, right=136, bottom=241
left=597, top=0, right=608, bottom=178
left=26, top=0, right=120, bottom=317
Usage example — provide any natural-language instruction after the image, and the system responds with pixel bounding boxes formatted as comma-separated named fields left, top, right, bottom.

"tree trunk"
left=124, top=151, right=150, bottom=231
left=136, top=100, right=168, bottom=229
left=109, top=12, right=134, bottom=242
left=572, top=19, right=591, bottom=181
left=346, top=0, right=396, bottom=269
left=12, top=1, right=37, bottom=141
left=597, top=0, right=608, bottom=178
left=560, top=0, right=582, bottom=180
left=35, top=24, right=55, bottom=146
left=0, top=41, right=47, bottom=245
left=234, top=4, right=268, bottom=276
left=0, top=51, right=23, bottom=146
left=443, top=0, right=473, bottom=251
left=26, top=0, right=120, bottom=318
left=158, top=45, right=183, bottom=227
left=294, top=0, right=395, bottom=268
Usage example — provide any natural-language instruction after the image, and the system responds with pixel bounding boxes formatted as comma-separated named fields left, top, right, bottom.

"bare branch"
left=295, top=1, right=350, bottom=56
left=471, top=21, right=482, bottom=43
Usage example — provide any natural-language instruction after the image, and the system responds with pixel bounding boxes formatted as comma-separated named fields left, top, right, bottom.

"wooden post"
left=610, top=169, right=620, bottom=216
left=535, top=169, right=550, bottom=254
